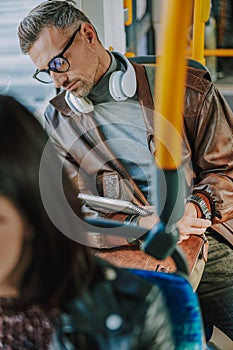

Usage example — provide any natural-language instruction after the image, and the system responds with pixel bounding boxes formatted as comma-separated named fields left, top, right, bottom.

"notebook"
left=78, top=193, right=154, bottom=217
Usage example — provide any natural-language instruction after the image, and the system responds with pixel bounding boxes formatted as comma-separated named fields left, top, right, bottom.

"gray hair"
left=18, top=0, right=93, bottom=54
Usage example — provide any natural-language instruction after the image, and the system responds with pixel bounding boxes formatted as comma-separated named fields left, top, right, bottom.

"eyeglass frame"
left=33, top=25, right=81, bottom=83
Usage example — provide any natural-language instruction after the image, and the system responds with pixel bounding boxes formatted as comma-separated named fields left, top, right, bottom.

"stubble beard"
left=71, top=79, right=95, bottom=98
left=71, top=63, right=99, bottom=98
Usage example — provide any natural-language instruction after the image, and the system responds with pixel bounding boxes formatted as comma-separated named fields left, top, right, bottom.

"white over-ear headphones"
left=109, top=51, right=137, bottom=101
left=65, top=51, right=137, bottom=114
left=65, top=91, right=94, bottom=114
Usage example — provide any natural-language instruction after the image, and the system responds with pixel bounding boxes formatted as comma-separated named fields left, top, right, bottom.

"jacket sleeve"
left=185, top=83, right=233, bottom=223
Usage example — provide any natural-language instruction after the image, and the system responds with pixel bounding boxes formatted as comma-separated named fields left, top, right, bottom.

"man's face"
left=29, top=24, right=100, bottom=98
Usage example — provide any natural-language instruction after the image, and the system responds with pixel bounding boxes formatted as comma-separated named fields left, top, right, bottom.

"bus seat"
left=129, top=55, right=212, bottom=81
left=130, top=268, right=205, bottom=349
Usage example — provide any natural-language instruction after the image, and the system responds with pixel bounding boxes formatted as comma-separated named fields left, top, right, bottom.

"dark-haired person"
left=17, top=0, right=233, bottom=339
left=0, top=95, right=175, bottom=349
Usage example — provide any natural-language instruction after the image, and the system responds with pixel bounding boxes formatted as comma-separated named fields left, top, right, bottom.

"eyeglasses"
left=33, top=26, right=81, bottom=84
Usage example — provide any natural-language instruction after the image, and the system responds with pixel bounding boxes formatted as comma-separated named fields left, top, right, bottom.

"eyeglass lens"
left=49, top=57, right=70, bottom=71
left=36, top=71, right=52, bottom=83
left=36, top=57, right=70, bottom=83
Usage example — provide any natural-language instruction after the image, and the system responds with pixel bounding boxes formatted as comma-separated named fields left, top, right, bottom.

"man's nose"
left=50, top=71, right=68, bottom=88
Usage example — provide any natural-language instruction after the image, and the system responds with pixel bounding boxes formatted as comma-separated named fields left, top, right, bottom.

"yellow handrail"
left=192, top=0, right=211, bottom=64
left=203, top=48, right=233, bottom=57
left=155, top=0, right=193, bottom=170
left=191, top=1, right=233, bottom=60
left=124, top=0, right=133, bottom=26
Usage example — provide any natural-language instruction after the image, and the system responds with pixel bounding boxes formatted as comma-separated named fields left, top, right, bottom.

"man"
left=18, top=0, right=233, bottom=339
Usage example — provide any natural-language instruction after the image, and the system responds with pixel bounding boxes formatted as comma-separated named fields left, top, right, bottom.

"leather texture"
left=211, top=219, right=233, bottom=246
left=93, top=234, right=207, bottom=275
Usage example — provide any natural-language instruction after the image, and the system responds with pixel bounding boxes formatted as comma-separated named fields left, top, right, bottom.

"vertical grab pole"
left=155, top=0, right=193, bottom=226
left=192, top=0, right=211, bottom=64
left=124, top=0, right=133, bottom=26
left=142, top=0, right=193, bottom=267
left=155, top=0, right=193, bottom=171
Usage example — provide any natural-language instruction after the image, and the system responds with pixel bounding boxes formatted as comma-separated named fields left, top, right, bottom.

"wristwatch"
left=187, top=194, right=212, bottom=220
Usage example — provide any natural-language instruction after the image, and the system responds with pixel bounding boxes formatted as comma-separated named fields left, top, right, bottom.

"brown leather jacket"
left=45, top=62, right=233, bottom=246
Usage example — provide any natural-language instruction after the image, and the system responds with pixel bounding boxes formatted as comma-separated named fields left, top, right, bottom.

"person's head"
left=0, top=95, right=92, bottom=307
left=18, top=0, right=111, bottom=97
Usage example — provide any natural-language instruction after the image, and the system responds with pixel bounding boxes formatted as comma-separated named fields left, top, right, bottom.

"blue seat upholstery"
left=130, top=269, right=205, bottom=349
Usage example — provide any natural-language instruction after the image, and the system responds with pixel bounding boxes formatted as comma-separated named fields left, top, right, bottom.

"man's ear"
left=81, top=23, right=96, bottom=44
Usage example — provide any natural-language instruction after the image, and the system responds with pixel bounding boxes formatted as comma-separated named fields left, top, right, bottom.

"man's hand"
left=177, top=202, right=211, bottom=242
left=136, top=206, right=159, bottom=230
left=137, top=203, right=211, bottom=243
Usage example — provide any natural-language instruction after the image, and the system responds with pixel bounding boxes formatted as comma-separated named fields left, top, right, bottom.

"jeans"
left=197, top=230, right=233, bottom=340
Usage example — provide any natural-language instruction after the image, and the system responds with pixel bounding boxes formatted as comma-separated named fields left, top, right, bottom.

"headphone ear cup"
left=109, top=52, right=137, bottom=101
left=109, top=71, right=128, bottom=101
left=65, top=91, right=94, bottom=114
left=121, top=60, right=137, bottom=97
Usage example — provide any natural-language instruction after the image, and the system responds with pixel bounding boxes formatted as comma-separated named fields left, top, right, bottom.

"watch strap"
left=187, top=194, right=212, bottom=220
